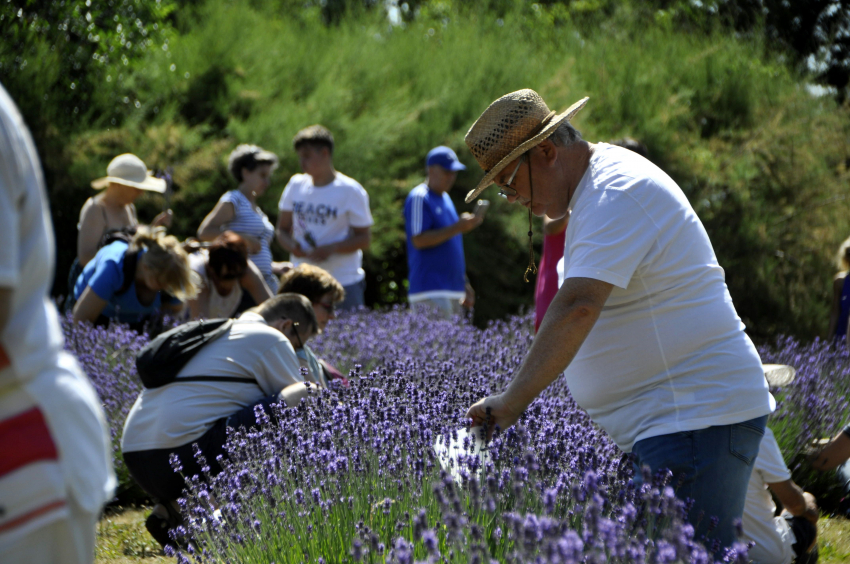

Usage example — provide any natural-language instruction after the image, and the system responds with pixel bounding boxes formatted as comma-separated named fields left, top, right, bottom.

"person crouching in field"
left=72, top=226, right=199, bottom=330
left=278, top=263, right=348, bottom=385
left=184, top=231, right=273, bottom=320
left=121, top=294, right=320, bottom=548
left=827, top=236, right=850, bottom=344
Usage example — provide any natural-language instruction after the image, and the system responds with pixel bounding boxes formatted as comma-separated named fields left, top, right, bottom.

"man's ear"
left=272, top=318, right=293, bottom=333
left=537, top=139, right=559, bottom=167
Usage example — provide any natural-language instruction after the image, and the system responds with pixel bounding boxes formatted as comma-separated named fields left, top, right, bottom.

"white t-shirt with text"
left=278, top=172, right=373, bottom=286
left=743, top=428, right=794, bottom=564
left=562, top=143, right=773, bottom=451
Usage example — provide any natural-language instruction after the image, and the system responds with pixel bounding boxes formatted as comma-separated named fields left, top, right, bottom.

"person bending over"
left=185, top=231, right=272, bottom=320
left=278, top=263, right=347, bottom=385
left=121, top=293, right=319, bottom=547
left=72, top=226, right=199, bottom=329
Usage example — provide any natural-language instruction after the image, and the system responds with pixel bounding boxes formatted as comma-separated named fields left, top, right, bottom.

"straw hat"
left=91, top=153, right=166, bottom=193
left=464, top=89, right=589, bottom=203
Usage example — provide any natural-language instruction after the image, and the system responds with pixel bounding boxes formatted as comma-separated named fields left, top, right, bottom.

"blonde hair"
left=277, top=263, right=345, bottom=304
left=837, top=236, right=850, bottom=272
left=130, top=227, right=200, bottom=301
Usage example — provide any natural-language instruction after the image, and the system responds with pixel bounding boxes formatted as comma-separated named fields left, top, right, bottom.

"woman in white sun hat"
left=76, top=153, right=174, bottom=268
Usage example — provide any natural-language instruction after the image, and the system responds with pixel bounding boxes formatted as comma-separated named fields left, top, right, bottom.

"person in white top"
left=463, top=89, right=773, bottom=554
left=122, top=293, right=321, bottom=547
left=743, top=428, right=818, bottom=564
left=276, top=125, right=373, bottom=311
left=0, top=82, right=115, bottom=564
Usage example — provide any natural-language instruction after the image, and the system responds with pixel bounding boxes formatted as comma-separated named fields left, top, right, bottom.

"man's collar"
left=238, top=311, right=268, bottom=325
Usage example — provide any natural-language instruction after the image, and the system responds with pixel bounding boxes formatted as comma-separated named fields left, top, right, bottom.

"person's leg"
left=632, top=415, right=767, bottom=554
left=411, top=297, right=458, bottom=320
left=338, top=278, right=365, bottom=312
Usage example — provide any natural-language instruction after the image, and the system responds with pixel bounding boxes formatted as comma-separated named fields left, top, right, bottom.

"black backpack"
left=136, top=318, right=255, bottom=388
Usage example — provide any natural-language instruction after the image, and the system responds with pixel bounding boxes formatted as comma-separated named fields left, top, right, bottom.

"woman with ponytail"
left=72, top=226, right=200, bottom=328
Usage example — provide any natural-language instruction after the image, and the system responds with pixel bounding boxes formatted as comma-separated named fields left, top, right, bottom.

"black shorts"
left=123, top=394, right=279, bottom=502
left=784, top=514, right=817, bottom=563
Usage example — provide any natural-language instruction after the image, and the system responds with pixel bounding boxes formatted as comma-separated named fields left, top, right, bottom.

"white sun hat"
left=91, top=153, right=166, bottom=193
left=763, top=364, right=797, bottom=387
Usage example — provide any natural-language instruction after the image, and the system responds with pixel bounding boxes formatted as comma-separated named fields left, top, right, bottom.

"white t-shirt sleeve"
left=0, top=161, right=20, bottom=287
left=253, top=340, right=303, bottom=395
left=566, top=190, right=659, bottom=289
left=756, top=429, right=792, bottom=484
left=347, top=185, right=374, bottom=228
left=279, top=176, right=298, bottom=212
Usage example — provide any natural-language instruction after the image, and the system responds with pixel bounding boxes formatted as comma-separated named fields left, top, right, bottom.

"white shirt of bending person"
left=121, top=311, right=304, bottom=453
left=742, top=428, right=796, bottom=564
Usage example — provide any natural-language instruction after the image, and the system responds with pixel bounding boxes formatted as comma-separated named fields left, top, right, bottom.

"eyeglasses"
left=290, top=321, right=304, bottom=349
left=497, top=153, right=526, bottom=198
left=314, top=300, right=335, bottom=314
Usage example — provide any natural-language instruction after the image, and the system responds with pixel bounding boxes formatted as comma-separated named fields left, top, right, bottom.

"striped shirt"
left=219, top=190, right=278, bottom=292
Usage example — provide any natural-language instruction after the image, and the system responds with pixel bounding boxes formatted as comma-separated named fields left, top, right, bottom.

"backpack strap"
left=117, top=251, right=138, bottom=296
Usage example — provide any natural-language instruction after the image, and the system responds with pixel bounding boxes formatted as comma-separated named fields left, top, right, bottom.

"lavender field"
left=65, top=309, right=850, bottom=563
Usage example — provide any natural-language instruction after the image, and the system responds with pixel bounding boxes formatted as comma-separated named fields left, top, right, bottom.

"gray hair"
left=546, top=121, right=583, bottom=147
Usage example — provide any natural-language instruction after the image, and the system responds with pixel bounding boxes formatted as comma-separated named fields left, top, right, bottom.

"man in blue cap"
left=404, top=146, right=483, bottom=318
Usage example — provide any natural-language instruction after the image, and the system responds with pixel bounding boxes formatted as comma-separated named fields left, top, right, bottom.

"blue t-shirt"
left=73, top=241, right=175, bottom=324
left=403, top=184, right=466, bottom=297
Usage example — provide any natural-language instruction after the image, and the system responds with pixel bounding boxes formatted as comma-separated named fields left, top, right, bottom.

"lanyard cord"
left=523, top=160, right=538, bottom=283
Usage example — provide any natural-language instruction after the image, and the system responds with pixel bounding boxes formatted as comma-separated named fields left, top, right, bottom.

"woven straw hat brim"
left=91, top=174, right=166, bottom=193
left=465, top=96, right=589, bottom=203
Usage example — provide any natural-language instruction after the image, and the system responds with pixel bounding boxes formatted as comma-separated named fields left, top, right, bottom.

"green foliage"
left=8, top=0, right=850, bottom=335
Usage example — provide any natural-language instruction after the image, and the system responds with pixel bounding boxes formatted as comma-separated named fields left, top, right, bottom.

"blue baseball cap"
left=426, top=146, right=466, bottom=171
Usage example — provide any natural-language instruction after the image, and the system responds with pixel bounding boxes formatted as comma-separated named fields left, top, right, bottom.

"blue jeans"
left=632, top=415, right=767, bottom=554
left=339, top=278, right=366, bottom=311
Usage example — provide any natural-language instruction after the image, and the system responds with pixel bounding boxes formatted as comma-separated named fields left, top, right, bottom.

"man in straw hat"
left=465, top=89, right=774, bottom=552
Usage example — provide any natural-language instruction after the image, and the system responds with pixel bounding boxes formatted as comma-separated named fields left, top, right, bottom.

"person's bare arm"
left=72, top=286, right=108, bottom=324
left=769, top=480, right=819, bottom=524
left=308, top=226, right=371, bottom=261
left=240, top=260, right=273, bottom=304
left=467, top=277, right=614, bottom=438
left=197, top=201, right=235, bottom=242
left=275, top=211, right=307, bottom=257
left=412, top=213, right=482, bottom=250
left=812, top=430, right=850, bottom=471
left=77, top=200, right=107, bottom=266
left=542, top=214, right=569, bottom=236
left=828, top=275, right=844, bottom=338
left=186, top=284, right=210, bottom=320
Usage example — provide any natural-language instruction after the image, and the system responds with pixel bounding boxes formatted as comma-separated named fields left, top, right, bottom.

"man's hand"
left=308, top=244, right=335, bottom=261
left=151, top=210, right=173, bottom=228
left=466, top=393, right=523, bottom=441
left=457, top=212, right=483, bottom=234
left=290, top=243, right=308, bottom=258
left=462, top=281, right=475, bottom=309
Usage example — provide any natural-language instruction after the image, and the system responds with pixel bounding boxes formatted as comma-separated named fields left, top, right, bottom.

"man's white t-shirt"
left=562, top=143, right=773, bottom=451
left=742, top=428, right=795, bottom=564
left=278, top=172, right=373, bottom=286
left=121, top=312, right=303, bottom=452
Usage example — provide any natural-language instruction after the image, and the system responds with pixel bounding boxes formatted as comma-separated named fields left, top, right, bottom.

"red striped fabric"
left=0, top=407, right=58, bottom=478
left=0, top=499, right=67, bottom=535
